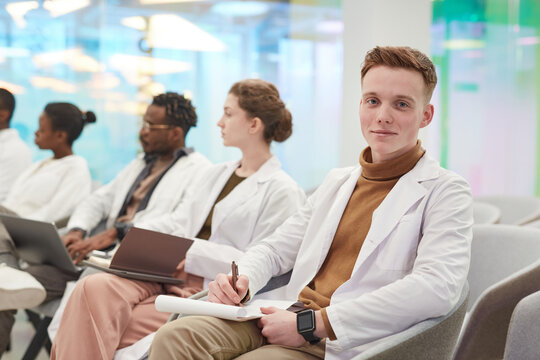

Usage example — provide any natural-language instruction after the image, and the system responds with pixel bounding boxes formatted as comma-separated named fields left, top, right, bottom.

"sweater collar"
left=360, top=140, right=425, bottom=181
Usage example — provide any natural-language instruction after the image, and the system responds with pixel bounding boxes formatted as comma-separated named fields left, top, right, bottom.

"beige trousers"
left=149, top=315, right=326, bottom=360
left=50, top=272, right=201, bottom=360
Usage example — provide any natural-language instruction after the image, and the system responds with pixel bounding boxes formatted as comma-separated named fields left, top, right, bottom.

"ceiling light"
left=86, top=73, right=121, bottom=90
left=109, top=54, right=191, bottom=77
left=33, top=48, right=103, bottom=72
left=104, top=101, right=143, bottom=115
left=140, top=0, right=203, bottom=4
left=43, top=0, right=89, bottom=17
left=0, top=80, right=25, bottom=94
left=211, top=1, right=270, bottom=17
left=5, top=1, right=38, bottom=28
left=30, top=76, right=77, bottom=93
left=0, top=47, right=31, bottom=57
left=121, top=16, right=147, bottom=31
left=147, top=14, right=226, bottom=52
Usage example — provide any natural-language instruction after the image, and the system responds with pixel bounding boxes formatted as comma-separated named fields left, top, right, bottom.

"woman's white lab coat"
left=238, top=153, right=473, bottom=360
left=138, top=155, right=306, bottom=283
left=2, top=155, right=92, bottom=222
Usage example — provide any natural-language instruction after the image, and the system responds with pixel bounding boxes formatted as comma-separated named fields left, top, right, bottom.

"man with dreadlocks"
left=62, top=92, right=211, bottom=263
left=0, top=92, right=210, bottom=355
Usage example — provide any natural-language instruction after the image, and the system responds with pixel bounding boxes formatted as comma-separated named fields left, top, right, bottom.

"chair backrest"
left=473, top=195, right=540, bottom=225
left=467, top=225, right=540, bottom=311
left=503, top=290, right=540, bottom=360
left=453, top=259, right=540, bottom=360
left=524, top=219, right=540, bottom=229
left=352, top=283, right=469, bottom=360
left=472, top=201, right=500, bottom=224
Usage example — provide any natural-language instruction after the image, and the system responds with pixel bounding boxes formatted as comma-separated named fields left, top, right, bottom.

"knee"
left=77, top=273, right=116, bottom=297
left=152, top=319, right=190, bottom=347
left=150, top=316, right=209, bottom=358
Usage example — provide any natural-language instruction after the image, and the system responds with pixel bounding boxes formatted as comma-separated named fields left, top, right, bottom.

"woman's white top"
left=0, top=128, right=32, bottom=202
left=2, top=154, right=92, bottom=222
left=138, top=156, right=306, bottom=284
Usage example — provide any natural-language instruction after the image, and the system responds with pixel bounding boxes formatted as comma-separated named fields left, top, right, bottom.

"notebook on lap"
left=83, top=227, right=193, bottom=285
left=0, top=214, right=80, bottom=275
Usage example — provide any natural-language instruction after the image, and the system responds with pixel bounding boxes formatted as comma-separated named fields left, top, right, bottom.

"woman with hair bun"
left=1, top=102, right=95, bottom=222
left=52, top=79, right=305, bottom=360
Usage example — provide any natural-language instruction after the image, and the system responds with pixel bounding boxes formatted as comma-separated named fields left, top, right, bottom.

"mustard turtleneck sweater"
left=298, top=141, right=425, bottom=340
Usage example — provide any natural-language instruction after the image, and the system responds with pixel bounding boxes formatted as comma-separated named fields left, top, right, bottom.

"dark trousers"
left=0, top=206, right=79, bottom=354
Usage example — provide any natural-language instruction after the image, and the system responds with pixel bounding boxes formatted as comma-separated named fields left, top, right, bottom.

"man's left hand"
left=67, top=227, right=117, bottom=264
left=257, top=307, right=306, bottom=347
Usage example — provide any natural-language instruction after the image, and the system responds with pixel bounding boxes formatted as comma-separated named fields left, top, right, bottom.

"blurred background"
left=0, top=0, right=538, bottom=195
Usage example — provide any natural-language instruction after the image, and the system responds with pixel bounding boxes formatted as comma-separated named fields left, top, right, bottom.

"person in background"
left=0, top=101, right=95, bottom=355
left=148, top=46, right=473, bottom=360
left=44, top=93, right=211, bottom=342
left=1, top=102, right=95, bottom=222
left=0, top=88, right=31, bottom=202
left=51, top=79, right=306, bottom=360
left=62, top=92, right=211, bottom=264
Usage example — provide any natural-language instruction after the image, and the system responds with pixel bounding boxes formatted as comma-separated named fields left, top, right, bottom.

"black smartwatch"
left=296, top=309, right=321, bottom=344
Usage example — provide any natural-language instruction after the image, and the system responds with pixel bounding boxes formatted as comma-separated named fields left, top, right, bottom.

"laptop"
left=83, top=227, right=194, bottom=285
left=0, top=214, right=79, bottom=275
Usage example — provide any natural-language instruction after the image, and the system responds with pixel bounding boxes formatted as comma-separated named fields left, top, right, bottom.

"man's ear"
left=0, top=109, right=9, bottom=124
left=169, top=126, right=185, bottom=143
left=248, top=117, right=264, bottom=135
left=420, top=104, right=434, bottom=128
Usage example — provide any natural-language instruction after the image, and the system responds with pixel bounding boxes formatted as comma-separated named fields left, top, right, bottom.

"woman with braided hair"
left=52, top=79, right=305, bottom=360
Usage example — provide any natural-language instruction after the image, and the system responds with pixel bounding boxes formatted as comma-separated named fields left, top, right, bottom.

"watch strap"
left=301, top=331, right=321, bottom=345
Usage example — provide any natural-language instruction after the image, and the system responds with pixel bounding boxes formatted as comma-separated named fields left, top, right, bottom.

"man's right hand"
left=62, top=230, right=84, bottom=247
left=208, top=273, right=249, bottom=306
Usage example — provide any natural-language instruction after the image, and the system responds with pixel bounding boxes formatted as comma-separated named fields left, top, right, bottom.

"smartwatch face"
left=297, top=310, right=315, bottom=332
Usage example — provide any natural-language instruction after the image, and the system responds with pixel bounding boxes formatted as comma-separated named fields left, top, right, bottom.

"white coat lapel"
left=290, top=167, right=361, bottom=294
left=191, top=161, right=239, bottom=235
left=352, top=155, right=440, bottom=272
left=211, top=156, right=280, bottom=232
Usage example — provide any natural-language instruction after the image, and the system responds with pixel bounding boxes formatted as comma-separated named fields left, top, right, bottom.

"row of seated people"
left=0, top=45, right=473, bottom=360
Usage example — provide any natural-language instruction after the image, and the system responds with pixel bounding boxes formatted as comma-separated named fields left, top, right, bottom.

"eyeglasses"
left=142, top=120, right=173, bottom=131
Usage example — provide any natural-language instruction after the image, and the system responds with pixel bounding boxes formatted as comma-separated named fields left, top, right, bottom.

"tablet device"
left=0, top=214, right=79, bottom=275
left=83, top=227, right=193, bottom=285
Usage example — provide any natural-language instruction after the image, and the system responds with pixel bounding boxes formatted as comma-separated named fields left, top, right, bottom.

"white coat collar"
left=211, top=155, right=282, bottom=232
left=0, top=128, right=20, bottom=140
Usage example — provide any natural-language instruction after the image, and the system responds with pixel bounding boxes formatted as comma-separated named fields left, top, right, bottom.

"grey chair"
left=453, top=258, right=540, bottom=360
left=351, top=283, right=469, bottom=360
left=472, top=201, right=500, bottom=224
left=473, top=195, right=540, bottom=225
left=503, top=290, right=540, bottom=360
left=466, top=225, right=540, bottom=311
left=524, top=218, right=540, bottom=229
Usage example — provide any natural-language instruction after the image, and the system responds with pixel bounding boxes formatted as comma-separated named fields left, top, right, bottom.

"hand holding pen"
left=207, top=261, right=249, bottom=305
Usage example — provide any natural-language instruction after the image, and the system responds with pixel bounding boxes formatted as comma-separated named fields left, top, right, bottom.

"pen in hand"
left=231, top=260, right=239, bottom=295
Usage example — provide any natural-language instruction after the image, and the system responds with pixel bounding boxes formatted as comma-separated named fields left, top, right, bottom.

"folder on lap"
left=83, top=227, right=193, bottom=285
left=154, top=295, right=296, bottom=321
